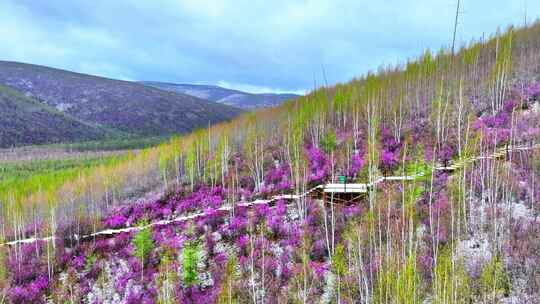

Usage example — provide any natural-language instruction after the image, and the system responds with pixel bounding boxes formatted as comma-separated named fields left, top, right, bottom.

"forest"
left=0, top=21, right=539, bottom=303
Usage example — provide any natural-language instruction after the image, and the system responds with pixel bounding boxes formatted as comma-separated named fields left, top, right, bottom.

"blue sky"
left=0, top=1, right=538, bottom=94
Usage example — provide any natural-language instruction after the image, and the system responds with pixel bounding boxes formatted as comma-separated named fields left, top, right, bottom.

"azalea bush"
left=3, top=23, right=540, bottom=304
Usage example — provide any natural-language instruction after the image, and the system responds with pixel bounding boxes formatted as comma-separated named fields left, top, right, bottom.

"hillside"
left=0, top=61, right=243, bottom=144
left=0, top=84, right=109, bottom=147
left=141, top=81, right=300, bottom=109
left=1, top=23, right=540, bottom=303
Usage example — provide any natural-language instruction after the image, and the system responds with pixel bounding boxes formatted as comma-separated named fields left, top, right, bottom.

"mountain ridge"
left=0, top=84, right=111, bottom=147
left=0, top=61, right=244, bottom=147
left=140, top=81, right=301, bottom=109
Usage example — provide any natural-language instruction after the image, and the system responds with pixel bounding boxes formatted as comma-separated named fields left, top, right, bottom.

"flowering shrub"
left=262, top=162, right=291, bottom=193
left=305, top=145, right=330, bottom=182
left=380, top=149, right=399, bottom=171
left=4, top=74, right=540, bottom=303
left=8, top=275, right=49, bottom=304
left=349, top=149, right=366, bottom=177
left=104, top=214, right=128, bottom=229
left=379, top=126, right=402, bottom=173
left=512, top=81, right=540, bottom=103
left=438, top=144, right=454, bottom=164
left=6, top=242, right=50, bottom=304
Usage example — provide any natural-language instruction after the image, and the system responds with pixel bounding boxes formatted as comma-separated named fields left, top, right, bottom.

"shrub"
left=132, top=221, right=154, bottom=266
left=217, top=255, right=238, bottom=303
left=374, top=254, right=421, bottom=304
left=432, top=248, right=470, bottom=304
left=480, top=255, right=510, bottom=300
left=182, top=242, right=200, bottom=287
left=305, top=145, right=330, bottom=182
left=380, top=149, right=399, bottom=173
left=0, top=246, right=6, bottom=283
left=320, top=131, right=337, bottom=153
left=349, top=150, right=365, bottom=177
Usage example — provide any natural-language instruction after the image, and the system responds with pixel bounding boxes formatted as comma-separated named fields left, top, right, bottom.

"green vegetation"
left=480, top=255, right=510, bottom=300
left=404, top=153, right=431, bottom=179
left=85, top=253, right=98, bottom=273
left=374, top=253, right=421, bottom=304
left=432, top=248, right=470, bottom=304
left=331, top=244, right=347, bottom=301
left=217, top=255, right=239, bottom=303
left=0, top=156, right=120, bottom=181
left=320, top=130, right=337, bottom=153
left=156, top=252, right=179, bottom=304
left=0, top=246, right=6, bottom=283
left=55, top=135, right=170, bottom=152
left=182, top=242, right=200, bottom=287
left=132, top=221, right=154, bottom=266
left=0, top=154, right=126, bottom=221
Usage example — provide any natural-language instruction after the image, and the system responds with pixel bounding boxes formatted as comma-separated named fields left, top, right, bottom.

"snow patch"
left=55, top=103, right=73, bottom=112
left=182, top=89, right=211, bottom=100
left=456, top=237, right=492, bottom=277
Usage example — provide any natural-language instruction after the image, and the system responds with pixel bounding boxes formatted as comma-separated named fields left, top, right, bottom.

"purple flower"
left=520, top=81, right=540, bottom=101
left=343, top=205, right=362, bottom=218
left=71, top=254, right=86, bottom=269
left=438, top=144, right=454, bottom=162
left=275, top=200, right=287, bottom=216
left=237, top=235, right=249, bottom=250
left=104, top=214, right=128, bottom=229
left=255, top=203, right=271, bottom=219
left=503, top=99, right=517, bottom=112
left=305, top=145, right=331, bottom=182
left=268, top=215, right=284, bottom=235
left=381, top=149, right=399, bottom=169
left=215, top=252, right=228, bottom=266
left=310, top=261, right=328, bottom=280
left=349, top=150, right=365, bottom=177
left=263, top=162, right=291, bottom=193
left=229, top=215, right=247, bottom=233
left=8, top=275, right=49, bottom=304
left=472, top=118, right=485, bottom=130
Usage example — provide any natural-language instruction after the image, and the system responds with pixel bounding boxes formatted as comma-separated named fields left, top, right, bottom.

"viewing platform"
left=323, top=183, right=368, bottom=193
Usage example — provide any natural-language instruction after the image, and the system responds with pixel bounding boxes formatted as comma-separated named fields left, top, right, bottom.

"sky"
left=0, top=1, right=538, bottom=95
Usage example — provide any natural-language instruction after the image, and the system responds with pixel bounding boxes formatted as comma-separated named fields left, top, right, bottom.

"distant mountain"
left=0, top=84, right=109, bottom=147
left=140, top=81, right=301, bottom=109
left=0, top=61, right=243, bottom=147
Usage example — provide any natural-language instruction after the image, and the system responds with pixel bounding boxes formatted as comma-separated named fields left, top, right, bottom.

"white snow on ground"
left=55, top=102, right=73, bottom=112
left=506, top=201, right=535, bottom=221
left=86, top=258, right=137, bottom=304
left=532, top=102, right=540, bottom=113
left=457, top=236, right=492, bottom=277
left=181, top=89, right=211, bottom=100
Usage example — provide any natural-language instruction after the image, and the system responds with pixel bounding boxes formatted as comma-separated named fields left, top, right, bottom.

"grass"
left=1, top=19, right=540, bottom=304
left=0, top=153, right=129, bottom=224
left=0, top=156, right=121, bottom=181
left=52, top=135, right=171, bottom=152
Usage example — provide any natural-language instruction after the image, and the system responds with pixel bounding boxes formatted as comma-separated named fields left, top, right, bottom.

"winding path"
left=2, top=142, right=539, bottom=247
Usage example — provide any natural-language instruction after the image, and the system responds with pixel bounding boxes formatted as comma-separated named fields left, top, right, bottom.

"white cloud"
left=216, top=80, right=306, bottom=95
left=0, top=0, right=538, bottom=92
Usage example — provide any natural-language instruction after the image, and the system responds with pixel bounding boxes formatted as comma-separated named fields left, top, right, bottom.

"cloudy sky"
left=0, top=1, right=538, bottom=94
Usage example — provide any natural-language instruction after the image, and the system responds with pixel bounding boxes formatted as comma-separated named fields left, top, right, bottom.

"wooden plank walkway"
left=2, top=142, right=539, bottom=247
left=324, top=183, right=368, bottom=193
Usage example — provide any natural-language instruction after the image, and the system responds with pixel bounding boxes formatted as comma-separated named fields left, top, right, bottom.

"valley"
left=1, top=6, right=540, bottom=304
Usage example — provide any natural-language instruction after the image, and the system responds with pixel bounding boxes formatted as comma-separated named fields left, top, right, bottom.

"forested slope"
left=1, top=23, right=540, bottom=303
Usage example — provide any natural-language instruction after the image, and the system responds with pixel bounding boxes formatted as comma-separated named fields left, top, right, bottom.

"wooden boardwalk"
left=2, top=142, right=539, bottom=247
